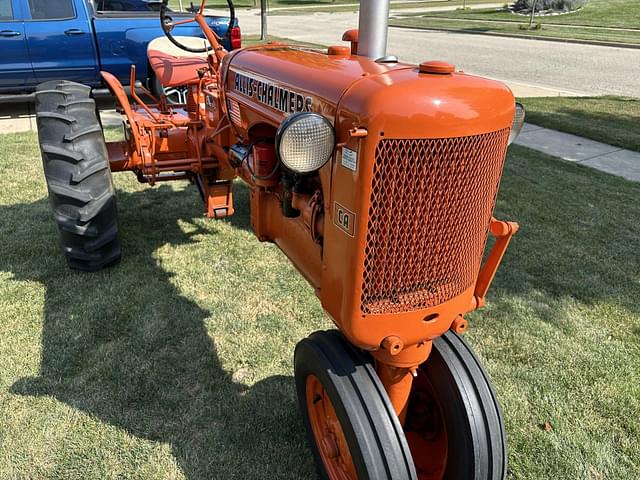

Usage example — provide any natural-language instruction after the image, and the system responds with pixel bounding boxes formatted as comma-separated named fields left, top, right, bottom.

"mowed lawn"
left=519, top=96, right=640, bottom=152
left=1, top=131, right=640, bottom=479
left=391, top=0, right=640, bottom=44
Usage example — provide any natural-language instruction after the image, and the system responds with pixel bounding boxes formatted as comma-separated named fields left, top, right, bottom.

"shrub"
left=513, top=0, right=587, bottom=12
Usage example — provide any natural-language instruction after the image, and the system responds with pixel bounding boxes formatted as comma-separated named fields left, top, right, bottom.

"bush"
left=513, top=0, right=587, bottom=12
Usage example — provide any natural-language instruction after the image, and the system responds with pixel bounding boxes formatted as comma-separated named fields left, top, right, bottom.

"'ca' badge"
left=334, top=203, right=355, bottom=237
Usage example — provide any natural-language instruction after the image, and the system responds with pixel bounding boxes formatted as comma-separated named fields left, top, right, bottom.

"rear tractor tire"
left=294, top=330, right=507, bottom=480
left=35, top=81, right=121, bottom=271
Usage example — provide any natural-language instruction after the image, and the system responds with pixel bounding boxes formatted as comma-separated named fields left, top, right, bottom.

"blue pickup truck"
left=0, top=0, right=239, bottom=97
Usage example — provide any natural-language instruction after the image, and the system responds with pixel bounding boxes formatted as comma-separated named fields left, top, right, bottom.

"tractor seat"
left=147, top=36, right=211, bottom=88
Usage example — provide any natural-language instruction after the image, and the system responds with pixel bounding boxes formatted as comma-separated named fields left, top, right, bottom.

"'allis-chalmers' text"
left=233, top=71, right=313, bottom=114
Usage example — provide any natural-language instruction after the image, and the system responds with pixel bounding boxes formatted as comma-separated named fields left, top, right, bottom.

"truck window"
left=0, top=0, right=13, bottom=20
left=96, top=1, right=159, bottom=12
left=28, top=0, right=76, bottom=20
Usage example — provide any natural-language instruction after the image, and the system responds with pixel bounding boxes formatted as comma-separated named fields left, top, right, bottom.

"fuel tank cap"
left=419, top=61, right=455, bottom=75
left=328, top=45, right=351, bottom=57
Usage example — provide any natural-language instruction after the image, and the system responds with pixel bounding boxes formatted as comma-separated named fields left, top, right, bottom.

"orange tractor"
left=35, top=0, right=525, bottom=478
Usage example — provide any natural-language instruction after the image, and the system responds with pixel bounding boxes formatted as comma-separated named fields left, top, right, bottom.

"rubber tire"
left=410, top=331, right=507, bottom=480
left=35, top=80, right=121, bottom=272
left=294, top=330, right=417, bottom=480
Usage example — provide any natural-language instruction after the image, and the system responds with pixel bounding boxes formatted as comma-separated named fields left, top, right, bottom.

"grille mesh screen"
left=361, top=129, right=510, bottom=315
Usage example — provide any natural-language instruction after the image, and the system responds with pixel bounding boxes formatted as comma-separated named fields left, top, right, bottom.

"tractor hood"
left=223, top=44, right=515, bottom=138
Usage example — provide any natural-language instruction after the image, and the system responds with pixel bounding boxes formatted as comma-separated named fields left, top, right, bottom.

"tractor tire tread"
left=436, top=331, right=507, bottom=479
left=428, top=331, right=507, bottom=480
left=296, top=330, right=416, bottom=480
left=36, top=80, right=121, bottom=272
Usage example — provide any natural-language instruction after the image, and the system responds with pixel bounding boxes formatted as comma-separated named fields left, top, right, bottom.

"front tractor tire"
left=294, top=330, right=417, bottom=480
left=405, top=331, right=507, bottom=480
left=35, top=81, right=121, bottom=272
left=295, top=330, right=507, bottom=480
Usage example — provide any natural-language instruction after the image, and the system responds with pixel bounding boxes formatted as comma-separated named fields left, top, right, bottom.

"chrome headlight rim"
left=275, top=112, right=336, bottom=174
left=508, top=102, right=526, bottom=145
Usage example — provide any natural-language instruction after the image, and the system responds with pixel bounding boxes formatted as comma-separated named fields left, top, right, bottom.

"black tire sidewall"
left=294, top=331, right=416, bottom=480
left=418, top=331, right=507, bottom=480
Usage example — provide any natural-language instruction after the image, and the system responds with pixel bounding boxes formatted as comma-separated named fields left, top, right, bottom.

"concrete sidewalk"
left=515, top=124, right=640, bottom=182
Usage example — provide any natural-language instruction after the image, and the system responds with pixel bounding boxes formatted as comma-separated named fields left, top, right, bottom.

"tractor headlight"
left=508, top=102, right=526, bottom=145
left=276, top=113, right=335, bottom=174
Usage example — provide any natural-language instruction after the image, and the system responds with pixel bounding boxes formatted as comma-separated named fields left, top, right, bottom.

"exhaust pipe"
left=358, top=0, right=390, bottom=60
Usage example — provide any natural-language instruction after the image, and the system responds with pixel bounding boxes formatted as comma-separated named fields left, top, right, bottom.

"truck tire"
left=35, top=81, right=121, bottom=272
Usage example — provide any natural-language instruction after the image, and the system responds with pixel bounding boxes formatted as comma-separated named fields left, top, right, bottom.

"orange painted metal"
left=376, top=363, right=414, bottom=425
left=306, top=375, right=358, bottom=479
left=405, top=369, right=449, bottom=480
left=342, top=29, right=359, bottom=55
left=472, top=218, right=520, bottom=309
left=419, top=60, right=455, bottom=75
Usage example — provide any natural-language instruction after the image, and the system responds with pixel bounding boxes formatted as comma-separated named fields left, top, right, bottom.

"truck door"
left=24, top=0, right=100, bottom=85
left=0, top=0, right=33, bottom=90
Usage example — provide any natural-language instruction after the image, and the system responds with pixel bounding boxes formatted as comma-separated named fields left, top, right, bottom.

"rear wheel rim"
left=405, top=369, right=449, bottom=480
left=306, top=374, right=358, bottom=480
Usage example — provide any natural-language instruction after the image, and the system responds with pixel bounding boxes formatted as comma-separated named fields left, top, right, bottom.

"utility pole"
left=261, top=0, right=268, bottom=40
left=528, top=0, right=538, bottom=29
left=178, top=0, right=184, bottom=11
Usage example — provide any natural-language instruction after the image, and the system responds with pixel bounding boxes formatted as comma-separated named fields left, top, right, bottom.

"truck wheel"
left=35, top=81, right=121, bottom=272
left=405, top=331, right=507, bottom=480
left=294, top=330, right=417, bottom=480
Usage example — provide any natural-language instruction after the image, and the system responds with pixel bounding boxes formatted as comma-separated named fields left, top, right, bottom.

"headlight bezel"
left=508, top=102, right=526, bottom=145
left=275, top=112, right=336, bottom=174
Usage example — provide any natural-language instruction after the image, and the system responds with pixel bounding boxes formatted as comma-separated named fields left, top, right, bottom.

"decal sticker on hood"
left=232, top=69, right=313, bottom=114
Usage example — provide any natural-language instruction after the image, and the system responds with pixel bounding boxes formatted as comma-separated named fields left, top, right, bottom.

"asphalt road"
left=234, top=9, right=640, bottom=97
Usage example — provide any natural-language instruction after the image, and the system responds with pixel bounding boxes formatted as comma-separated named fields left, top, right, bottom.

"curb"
left=389, top=24, right=640, bottom=49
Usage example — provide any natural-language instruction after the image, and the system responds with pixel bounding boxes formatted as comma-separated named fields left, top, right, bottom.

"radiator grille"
left=361, top=129, right=510, bottom=315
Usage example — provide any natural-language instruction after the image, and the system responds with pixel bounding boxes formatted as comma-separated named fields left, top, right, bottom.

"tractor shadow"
left=4, top=183, right=316, bottom=479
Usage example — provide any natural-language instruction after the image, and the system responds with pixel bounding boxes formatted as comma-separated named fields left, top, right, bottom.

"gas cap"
left=419, top=61, right=455, bottom=75
left=328, top=46, right=351, bottom=57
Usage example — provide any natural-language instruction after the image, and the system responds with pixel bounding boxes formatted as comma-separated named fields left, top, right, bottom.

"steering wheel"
left=160, top=0, right=236, bottom=54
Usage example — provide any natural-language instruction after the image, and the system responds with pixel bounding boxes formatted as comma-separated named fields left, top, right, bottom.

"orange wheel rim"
left=306, top=375, right=358, bottom=480
left=405, top=369, right=449, bottom=480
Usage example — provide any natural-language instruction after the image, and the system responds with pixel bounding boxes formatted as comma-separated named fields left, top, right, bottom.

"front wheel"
left=294, top=330, right=417, bottom=480
left=405, top=331, right=507, bottom=480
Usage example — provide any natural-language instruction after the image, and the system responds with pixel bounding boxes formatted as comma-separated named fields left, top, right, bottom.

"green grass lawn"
left=519, top=96, right=640, bottom=152
left=391, top=0, right=640, bottom=44
left=1, top=130, right=640, bottom=479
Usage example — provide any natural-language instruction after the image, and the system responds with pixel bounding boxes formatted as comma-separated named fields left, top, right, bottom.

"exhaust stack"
left=358, top=0, right=390, bottom=60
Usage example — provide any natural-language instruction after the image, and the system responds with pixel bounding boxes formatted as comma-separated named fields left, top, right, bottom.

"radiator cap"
left=419, top=60, right=455, bottom=74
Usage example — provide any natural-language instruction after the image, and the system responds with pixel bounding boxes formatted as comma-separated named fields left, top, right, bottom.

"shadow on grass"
left=4, top=183, right=314, bottom=479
